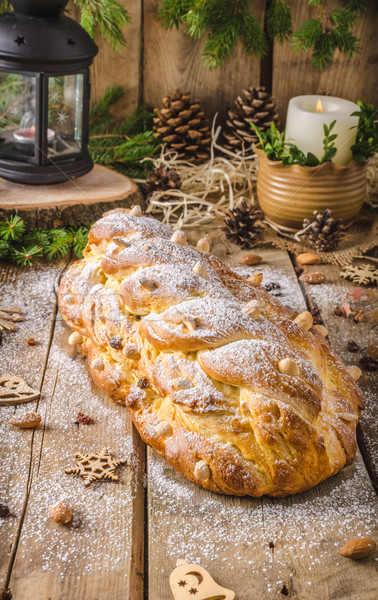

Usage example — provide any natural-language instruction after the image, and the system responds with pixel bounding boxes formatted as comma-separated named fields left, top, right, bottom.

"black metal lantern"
left=0, top=0, right=98, bottom=184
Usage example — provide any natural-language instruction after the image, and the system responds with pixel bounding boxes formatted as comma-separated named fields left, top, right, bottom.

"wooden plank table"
left=1, top=231, right=377, bottom=600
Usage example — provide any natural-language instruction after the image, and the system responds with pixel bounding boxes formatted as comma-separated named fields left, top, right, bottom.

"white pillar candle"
left=285, top=95, right=360, bottom=165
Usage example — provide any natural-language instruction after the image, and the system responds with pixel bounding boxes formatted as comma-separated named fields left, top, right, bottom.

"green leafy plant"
left=252, top=120, right=338, bottom=166
left=158, top=0, right=369, bottom=70
left=351, top=100, right=378, bottom=161
left=0, top=215, right=90, bottom=267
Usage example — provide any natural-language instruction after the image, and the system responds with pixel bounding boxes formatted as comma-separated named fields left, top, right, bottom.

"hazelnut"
left=49, top=500, right=72, bottom=525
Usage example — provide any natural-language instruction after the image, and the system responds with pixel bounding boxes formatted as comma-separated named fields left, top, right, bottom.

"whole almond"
left=247, top=272, right=263, bottom=286
left=367, top=344, right=378, bottom=361
left=338, top=537, right=376, bottom=559
left=299, top=272, right=326, bottom=284
left=296, top=253, right=320, bottom=266
left=9, top=411, right=41, bottom=429
left=49, top=500, right=72, bottom=525
left=293, top=311, right=313, bottom=331
left=241, top=253, right=262, bottom=266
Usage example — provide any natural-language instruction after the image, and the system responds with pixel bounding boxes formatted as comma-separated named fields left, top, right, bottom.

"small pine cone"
left=143, top=166, right=181, bottom=202
left=223, top=201, right=264, bottom=249
left=302, top=209, right=345, bottom=252
left=153, top=89, right=211, bottom=164
left=223, top=86, right=280, bottom=155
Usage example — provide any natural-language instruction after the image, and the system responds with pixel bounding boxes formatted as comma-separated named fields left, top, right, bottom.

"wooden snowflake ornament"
left=341, top=263, right=378, bottom=286
left=65, top=447, right=127, bottom=487
left=170, top=560, right=235, bottom=600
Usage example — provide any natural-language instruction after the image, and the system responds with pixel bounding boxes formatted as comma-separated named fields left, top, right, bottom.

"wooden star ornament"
left=65, top=447, right=127, bottom=487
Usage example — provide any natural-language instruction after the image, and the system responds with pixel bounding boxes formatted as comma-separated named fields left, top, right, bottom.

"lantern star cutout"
left=65, top=447, right=127, bottom=487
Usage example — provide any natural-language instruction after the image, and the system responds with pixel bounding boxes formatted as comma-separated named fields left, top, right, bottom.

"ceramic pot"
left=254, top=145, right=367, bottom=231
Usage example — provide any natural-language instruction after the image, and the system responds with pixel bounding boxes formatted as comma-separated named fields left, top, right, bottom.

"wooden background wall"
left=70, top=0, right=378, bottom=125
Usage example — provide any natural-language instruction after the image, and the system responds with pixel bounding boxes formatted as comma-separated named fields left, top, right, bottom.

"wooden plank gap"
left=260, top=0, right=274, bottom=92
left=2, top=257, right=71, bottom=589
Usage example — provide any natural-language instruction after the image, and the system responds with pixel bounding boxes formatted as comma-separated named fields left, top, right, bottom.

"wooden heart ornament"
left=0, top=374, right=40, bottom=406
left=170, top=560, right=235, bottom=600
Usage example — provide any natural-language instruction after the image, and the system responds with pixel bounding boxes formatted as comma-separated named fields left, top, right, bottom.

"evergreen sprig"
left=0, top=215, right=90, bottom=267
left=158, top=0, right=369, bottom=70
left=73, top=0, right=131, bottom=51
left=88, top=86, right=159, bottom=179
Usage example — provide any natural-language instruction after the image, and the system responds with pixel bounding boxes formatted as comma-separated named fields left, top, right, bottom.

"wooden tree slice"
left=0, top=164, right=144, bottom=229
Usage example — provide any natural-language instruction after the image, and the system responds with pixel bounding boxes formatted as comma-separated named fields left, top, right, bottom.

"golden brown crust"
left=58, top=209, right=364, bottom=497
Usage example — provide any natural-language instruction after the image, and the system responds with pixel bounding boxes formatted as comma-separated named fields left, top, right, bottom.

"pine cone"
left=153, top=89, right=211, bottom=164
left=302, top=209, right=345, bottom=252
left=223, top=86, right=280, bottom=155
left=223, top=201, right=264, bottom=249
left=143, top=166, right=181, bottom=202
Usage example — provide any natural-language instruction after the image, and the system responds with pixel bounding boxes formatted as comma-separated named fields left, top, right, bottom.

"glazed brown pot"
left=254, top=145, right=367, bottom=231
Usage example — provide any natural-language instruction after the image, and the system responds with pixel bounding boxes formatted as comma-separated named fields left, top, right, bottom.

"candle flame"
left=31, top=125, right=35, bottom=132
left=316, top=99, right=323, bottom=113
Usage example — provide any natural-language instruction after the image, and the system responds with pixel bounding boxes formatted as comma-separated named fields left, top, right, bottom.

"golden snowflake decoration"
left=341, top=263, right=378, bottom=287
left=65, top=447, right=127, bottom=487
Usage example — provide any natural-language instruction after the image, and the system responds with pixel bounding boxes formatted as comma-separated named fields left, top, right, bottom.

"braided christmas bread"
left=58, top=207, right=364, bottom=497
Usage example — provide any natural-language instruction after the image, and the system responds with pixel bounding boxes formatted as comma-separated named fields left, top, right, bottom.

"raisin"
left=359, top=355, right=378, bottom=372
left=347, top=341, right=360, bottom=353
left=109, top=336, right=123, bottom=350
left=0, top=503, right=10, bottom=518
left=310, top=303, right=321, bottom=324
left=75, top=412, right=93, bottom=425
left=264, top=282, right=281, bottom=296
left=294, top=266, right=304, bottom=276
left=137, top=377, right=150, bottom=389
left=334, top=305, right=343, bottom=316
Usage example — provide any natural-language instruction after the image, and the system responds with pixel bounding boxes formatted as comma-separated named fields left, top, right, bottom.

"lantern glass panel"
left=47, top=74, right=84, bottom=159
left=0, top=72, right=37, bottom=161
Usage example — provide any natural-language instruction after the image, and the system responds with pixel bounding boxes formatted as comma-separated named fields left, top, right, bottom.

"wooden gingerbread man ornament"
left=170, top=559, right=235, bottom=600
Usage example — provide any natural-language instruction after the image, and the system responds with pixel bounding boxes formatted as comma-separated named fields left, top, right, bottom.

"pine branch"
left=73, top=0, right=131, bottom=51
left=267, top=1, right=293, bottom=42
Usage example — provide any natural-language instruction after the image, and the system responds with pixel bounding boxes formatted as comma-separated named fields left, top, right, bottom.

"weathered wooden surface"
left=147, top=233, right=378, bottom=600
left=0, top=261, right=145, bottom=600
left=143, top=0, right=265, bottom=121
left=1, top=237, right=377, bottom=600
left=272, top=1, right=378, bottom=125
left=68, top=1, right=142, bottom=115
left=68, top=1, right=377, bottom=122
left=0, top=165, right=143, bottom=229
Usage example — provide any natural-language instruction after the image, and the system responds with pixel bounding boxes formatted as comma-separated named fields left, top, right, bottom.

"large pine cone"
left=223, top=86, right=280, bottom=154
left=153, top=90, right=211, bottom=164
